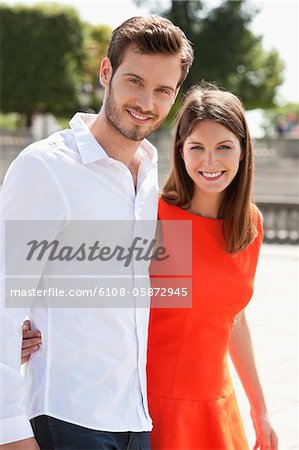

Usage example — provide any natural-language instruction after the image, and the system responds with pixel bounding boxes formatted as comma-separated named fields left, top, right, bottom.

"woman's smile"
left=199, top=170, right=225, bottom=180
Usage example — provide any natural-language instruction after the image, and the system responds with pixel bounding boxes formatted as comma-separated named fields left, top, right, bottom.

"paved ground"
left=229, top=244, right=298, bottom=449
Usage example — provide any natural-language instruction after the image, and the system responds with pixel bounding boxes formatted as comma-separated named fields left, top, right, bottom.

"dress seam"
left=169, top=308, right=189, bottom=397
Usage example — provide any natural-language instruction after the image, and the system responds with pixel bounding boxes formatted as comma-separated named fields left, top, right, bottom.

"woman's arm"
left=229, top=310, right=278, bottom=450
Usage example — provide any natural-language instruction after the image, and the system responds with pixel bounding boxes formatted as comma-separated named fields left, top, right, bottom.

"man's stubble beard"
left=104, top=84, right=166, bottom=142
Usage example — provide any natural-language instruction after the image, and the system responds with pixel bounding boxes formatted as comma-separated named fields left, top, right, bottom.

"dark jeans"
left=30, top=415, right=150, bottom=450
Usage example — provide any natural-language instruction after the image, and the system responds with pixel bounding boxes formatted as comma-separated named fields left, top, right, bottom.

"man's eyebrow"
left=122, top=73, right=175, bottom=93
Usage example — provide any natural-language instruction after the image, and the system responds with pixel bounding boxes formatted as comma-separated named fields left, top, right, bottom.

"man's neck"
left=90, top=110, right=141, bottom=168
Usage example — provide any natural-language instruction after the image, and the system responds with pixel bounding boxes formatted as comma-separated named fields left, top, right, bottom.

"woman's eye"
left=218, top=145, right=230, bottom=150
left=190, top=146, right=204, bottom=150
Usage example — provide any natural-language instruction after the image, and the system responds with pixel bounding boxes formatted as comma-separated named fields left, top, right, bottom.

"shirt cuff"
left=0, top=414, right=34, bottom=444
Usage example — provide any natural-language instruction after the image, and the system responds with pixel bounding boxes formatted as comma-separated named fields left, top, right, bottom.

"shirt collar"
left=69, top=112, right=158, bottom=165
left=138, top=137, right=158, bottom=164
left=69, top=112, right=108, bottom=164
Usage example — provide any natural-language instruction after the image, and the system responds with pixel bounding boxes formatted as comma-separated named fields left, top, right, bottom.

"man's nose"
left=135, top=91, right=154, bottom=113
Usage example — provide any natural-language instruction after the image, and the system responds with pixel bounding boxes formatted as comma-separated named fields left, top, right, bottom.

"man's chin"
left=109, top=116, right=162, bottom=141
left=120, top=127, right=155, bottom=142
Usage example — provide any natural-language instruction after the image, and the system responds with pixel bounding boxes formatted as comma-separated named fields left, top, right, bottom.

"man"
left=0, top=16, right=193, bottom=450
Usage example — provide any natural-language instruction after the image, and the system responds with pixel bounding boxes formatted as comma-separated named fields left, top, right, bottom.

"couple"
left=1, top=15, right=277, bottom=450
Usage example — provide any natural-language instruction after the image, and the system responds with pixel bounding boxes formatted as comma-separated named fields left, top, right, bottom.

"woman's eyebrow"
left=187, top=139, right=234, bottom=145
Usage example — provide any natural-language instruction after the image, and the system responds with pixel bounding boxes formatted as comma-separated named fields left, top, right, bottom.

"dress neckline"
left=160, top=198, right=223, bottom=224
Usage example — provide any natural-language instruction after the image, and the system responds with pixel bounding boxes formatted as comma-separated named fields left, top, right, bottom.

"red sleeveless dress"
left=147, top=198, right=263, bottom=449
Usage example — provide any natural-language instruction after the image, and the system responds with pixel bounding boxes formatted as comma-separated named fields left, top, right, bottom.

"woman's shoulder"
left=158, top=196, right=180, bottom=219
left=251, top=203, right=263, bottom=229
left=249, top=203, right=264, bottom=247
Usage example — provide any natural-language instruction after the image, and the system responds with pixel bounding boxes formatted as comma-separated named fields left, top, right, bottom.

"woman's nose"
left=203, top=150, right=217, bottom=167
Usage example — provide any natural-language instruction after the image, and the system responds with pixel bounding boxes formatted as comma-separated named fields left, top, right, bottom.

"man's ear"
left=99, top=57, right=113, bottom=88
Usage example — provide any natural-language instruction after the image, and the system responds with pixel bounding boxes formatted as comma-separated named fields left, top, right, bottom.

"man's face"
left=100, top=46, right=182, bottom=141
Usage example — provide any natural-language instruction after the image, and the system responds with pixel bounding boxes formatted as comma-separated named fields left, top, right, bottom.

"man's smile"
left=126, top=108, right=154, bottom=124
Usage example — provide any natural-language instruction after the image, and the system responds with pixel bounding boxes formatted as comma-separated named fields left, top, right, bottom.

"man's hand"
left=21, top=320, right=42, bottom=364
left=1, top=437, right=40, bottom=450
left=2, top=323, right=41, bottom=449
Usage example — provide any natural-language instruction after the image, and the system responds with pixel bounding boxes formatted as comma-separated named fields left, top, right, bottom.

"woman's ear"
left=99, top=57, right=113, bottom=88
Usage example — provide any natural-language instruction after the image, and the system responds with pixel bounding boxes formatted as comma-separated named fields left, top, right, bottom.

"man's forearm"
left=1, top=437, right=40, bottom=450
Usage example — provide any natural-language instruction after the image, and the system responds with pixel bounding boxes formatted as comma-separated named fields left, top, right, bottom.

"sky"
left=5, top=0, right=298, bottom=104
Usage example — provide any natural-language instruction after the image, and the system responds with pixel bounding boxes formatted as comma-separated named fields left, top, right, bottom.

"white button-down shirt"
left=0, top=113, right=159, bottom=444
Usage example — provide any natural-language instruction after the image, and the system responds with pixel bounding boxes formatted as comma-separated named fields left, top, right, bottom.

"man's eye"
left=157, top=88, right=170, bottom=95
left=129, top=78, right=141, bottom=85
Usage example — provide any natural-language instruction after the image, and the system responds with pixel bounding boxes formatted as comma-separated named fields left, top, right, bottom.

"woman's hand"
left=251, top=410, right=278, bottom=450
left=21, top=320, right=42, bottom=364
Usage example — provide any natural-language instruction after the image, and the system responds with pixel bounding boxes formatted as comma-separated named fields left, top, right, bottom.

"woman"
left=147, top=85, right=278, bottom=449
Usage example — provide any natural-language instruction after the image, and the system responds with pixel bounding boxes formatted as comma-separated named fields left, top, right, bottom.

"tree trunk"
left=26, top=111, right=34, bottom=128
left=170, top=1, right=190, bottom=29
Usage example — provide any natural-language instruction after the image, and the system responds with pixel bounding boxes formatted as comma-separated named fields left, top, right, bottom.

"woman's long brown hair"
left=161, top=84, right=258, bottom=253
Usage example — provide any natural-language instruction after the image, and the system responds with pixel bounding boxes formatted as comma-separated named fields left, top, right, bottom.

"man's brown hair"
left=107, top=16, right=194, bottom=87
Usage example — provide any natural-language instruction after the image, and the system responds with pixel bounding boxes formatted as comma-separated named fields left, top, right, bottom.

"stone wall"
left=1, top=128, right=298, bottom=243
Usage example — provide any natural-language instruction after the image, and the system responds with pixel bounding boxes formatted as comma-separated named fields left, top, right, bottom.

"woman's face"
left=181, top=119, right=243, bottom=198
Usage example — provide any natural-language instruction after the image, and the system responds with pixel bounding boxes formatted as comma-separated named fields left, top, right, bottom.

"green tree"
left=80, top=23, right=112, bottom=111
left=82, top=23, right=111, bottom=83
left=0, top=4, right=85, bottom=127
left=134, top=0, right=284, bottom=109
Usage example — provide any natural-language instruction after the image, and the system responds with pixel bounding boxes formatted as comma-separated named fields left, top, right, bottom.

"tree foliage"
left=134, top=0, right=284, bottom=110
left=82, top=23, right=111, bottom=84
left=0, top=4, right=85, bottom=126
left=81, top=23, right=112, bottom=111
